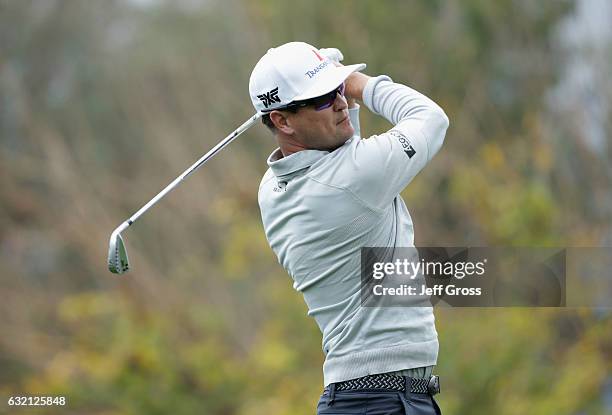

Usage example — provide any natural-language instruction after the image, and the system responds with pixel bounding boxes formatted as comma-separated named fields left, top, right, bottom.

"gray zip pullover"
left=258, top=75, right=449, bottom=386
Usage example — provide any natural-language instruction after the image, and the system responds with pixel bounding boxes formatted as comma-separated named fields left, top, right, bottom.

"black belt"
left=331, top=374, right=440, bottom=395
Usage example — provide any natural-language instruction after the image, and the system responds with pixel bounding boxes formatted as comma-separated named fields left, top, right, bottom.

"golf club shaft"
left=119, top=113, right=262, bottom=230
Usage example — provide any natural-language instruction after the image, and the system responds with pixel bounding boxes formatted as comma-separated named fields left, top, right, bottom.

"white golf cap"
left=249, top=42, right=366, bottom=113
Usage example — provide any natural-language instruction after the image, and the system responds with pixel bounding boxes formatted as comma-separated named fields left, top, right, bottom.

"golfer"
left=249, top=42, right=449, bottom=414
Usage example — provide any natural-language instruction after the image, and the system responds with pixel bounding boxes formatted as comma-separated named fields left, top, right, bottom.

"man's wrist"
left=345, top=72, right=371, bottom=103
left=362, top=75, right=393, bottom=114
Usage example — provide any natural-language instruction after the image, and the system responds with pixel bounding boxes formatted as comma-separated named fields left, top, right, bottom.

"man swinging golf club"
left=250, top=42, right=449, bottom=414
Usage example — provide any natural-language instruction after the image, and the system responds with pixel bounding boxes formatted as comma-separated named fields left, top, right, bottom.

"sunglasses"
left=285, top=83, right=345, bottom=112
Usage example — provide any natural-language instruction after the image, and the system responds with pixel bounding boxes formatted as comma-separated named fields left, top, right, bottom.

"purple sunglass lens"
left=315, top=102, right=334, bottom=111
left=314, top=84, right=345, bottom=111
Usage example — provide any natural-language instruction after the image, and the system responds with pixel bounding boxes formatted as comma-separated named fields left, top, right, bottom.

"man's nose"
left=333, top=92, right=348, bottom=111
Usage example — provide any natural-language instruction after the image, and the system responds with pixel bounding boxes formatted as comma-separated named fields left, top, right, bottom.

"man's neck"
left=278, top=136, right=308, bottom=157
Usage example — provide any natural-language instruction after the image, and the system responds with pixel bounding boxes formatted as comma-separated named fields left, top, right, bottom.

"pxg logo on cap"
left=257, top=87, right=281, bottom=109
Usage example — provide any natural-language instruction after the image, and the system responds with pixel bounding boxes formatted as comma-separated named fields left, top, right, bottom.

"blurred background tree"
left=1, top=0, right=610, bottom=414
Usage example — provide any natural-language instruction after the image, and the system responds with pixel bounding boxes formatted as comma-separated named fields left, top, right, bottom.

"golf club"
left=108, top=112, right=262, bottom=274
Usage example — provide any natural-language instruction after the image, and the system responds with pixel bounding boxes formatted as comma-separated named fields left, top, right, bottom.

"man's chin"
left=328, top=132, right=354, bottom=152
left=340, top=121, right=354, bottom=138
left=344, top=124, right=355, bottom=140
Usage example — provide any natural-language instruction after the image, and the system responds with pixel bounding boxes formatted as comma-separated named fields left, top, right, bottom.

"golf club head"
left=108, top=230, right=130, bottom=274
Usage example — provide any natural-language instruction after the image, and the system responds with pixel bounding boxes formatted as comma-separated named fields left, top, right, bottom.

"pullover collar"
left=267, top=147, right=330, bottom=181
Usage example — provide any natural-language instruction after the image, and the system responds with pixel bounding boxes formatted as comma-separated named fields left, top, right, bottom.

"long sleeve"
left=333, top=76, right=450, bottom=211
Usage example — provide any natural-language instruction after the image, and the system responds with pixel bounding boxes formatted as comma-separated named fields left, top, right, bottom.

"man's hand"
left=344, top=72, right=370, bottom=104
left=319, top=48, right=344, bottom=63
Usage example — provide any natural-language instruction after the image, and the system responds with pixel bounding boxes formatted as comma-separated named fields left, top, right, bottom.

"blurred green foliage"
left=1, top=0, right=611, bottom=414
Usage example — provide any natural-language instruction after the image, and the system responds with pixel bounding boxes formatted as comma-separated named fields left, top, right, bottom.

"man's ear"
left=270, top=111, right=295, bottom=135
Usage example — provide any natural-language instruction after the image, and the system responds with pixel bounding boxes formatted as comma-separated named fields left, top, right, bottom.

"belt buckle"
left=427, top=375, right=440, bottom=395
